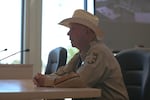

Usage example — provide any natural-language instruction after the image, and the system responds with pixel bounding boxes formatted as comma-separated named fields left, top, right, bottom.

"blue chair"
left=115, top=49, right=150, bottom=100
left=45, top=47, right=67, bottom=74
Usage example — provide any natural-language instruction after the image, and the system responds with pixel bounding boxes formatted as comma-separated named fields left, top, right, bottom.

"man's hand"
left=33, top=73, right=46, bottom=87
left=33, top=72, right=87, bottom=88
left=33, top=73, right=56, bottom=87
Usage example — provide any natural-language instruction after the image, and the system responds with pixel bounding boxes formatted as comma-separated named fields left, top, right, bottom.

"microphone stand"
left=0, top=49, right=30, bottom=62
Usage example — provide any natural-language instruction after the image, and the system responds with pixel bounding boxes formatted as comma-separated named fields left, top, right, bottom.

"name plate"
left=0, top=64, right=33, bottom=79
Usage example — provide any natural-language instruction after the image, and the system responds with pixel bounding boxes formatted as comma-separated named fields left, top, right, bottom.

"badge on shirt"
left=85, top=51, right=98, bottom=64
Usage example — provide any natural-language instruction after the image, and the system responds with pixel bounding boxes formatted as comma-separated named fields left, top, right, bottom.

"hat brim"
left=59, top=17, right=104, bottom=40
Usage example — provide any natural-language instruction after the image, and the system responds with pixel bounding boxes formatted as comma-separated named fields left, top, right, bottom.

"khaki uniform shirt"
left=51, top=40, right=129, bottom=100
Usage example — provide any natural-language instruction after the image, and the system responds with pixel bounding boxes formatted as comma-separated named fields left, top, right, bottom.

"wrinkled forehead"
left=70, top=23, right=94, bottom=33
left=70, top=23, right=88, bottom=29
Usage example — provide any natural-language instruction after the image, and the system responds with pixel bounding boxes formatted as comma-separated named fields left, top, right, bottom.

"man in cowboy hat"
left=33, top=9, right=129, bottom=100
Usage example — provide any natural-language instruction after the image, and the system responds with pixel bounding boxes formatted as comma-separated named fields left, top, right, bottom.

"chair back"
left=45, top=47, right=67, bottom=74
left=115, top=49, right=150, bottom=100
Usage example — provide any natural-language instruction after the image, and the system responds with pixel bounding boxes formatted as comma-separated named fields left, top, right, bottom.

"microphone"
left=0, top=49, right=30, bottom=62
left=0, top=48, right=7, bottom=53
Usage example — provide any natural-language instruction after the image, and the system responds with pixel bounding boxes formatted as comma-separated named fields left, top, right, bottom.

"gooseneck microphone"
left=0, top=48, right=7, bottom=53
left=0, top=49, right=30, bottom=62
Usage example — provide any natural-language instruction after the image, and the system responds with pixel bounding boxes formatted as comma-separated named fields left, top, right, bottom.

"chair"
left=115, top=49, right=150, bottom=100
left=45, top=47, right=67, bottom=74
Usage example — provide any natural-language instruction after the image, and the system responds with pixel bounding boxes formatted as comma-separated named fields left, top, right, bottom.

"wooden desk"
left=0, top=79, right=101, bottom=100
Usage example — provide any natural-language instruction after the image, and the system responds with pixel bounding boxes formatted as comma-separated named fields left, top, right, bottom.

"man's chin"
left=71, top=44, right=75, bottom=47
left=71, top=42, right=74, bottom=46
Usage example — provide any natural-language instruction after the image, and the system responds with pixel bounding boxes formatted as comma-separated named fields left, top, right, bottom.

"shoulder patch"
left=85, top=51, right=98, bottom=64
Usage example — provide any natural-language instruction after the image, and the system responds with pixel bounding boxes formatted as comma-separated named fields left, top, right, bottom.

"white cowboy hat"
left=59, top=9, right=104, bottom=40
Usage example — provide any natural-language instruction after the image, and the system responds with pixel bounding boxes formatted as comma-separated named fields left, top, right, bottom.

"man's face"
left=67, top=23, right=90, bottom=50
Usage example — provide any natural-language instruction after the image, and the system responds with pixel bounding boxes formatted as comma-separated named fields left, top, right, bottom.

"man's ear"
left=87, top=29, right=96, bottom=40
